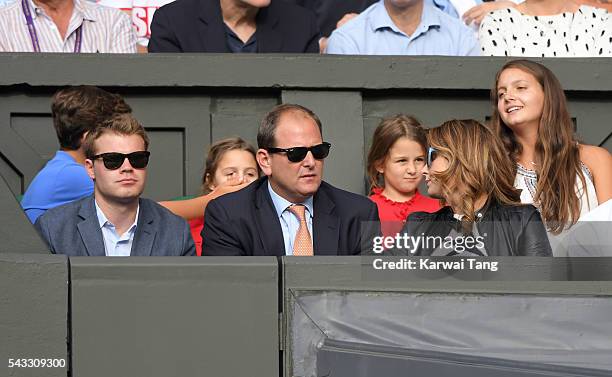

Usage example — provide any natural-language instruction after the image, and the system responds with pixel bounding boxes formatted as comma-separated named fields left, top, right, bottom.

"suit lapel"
left=255, top=5, right=281, bottom=52
left=76, top=197, right=106, bottom=256
left=131, top=199, right=155, bottom=256
left=197, top=0, right=230, bottom=52
left=313, top=187, right=340, bottom=255
left=254, top=179, right=285, bottom=256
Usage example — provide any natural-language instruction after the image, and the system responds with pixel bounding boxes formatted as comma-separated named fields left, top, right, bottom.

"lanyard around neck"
left=21, top=0, right=82, bottom=52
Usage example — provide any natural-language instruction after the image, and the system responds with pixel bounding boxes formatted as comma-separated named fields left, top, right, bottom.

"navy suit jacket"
left=34, top=195, right=196, bottom=256
left=149, top=0, right=320, bottom=53
left=201, top=177, right=380, bottom=256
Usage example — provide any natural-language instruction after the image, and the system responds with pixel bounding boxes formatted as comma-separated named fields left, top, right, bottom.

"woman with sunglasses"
left=159, top=137, right=260, bottom=255
left=492, top=60, right=612, bottom=251
left=392, top=119, right=551, bottom=256
left=366, top=114, right=439, bottom=239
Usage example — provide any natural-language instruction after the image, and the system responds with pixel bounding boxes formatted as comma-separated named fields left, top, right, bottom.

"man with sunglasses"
left=202, top=104, right=380, bottom=256
left=34, top=114, right=195, bottom=256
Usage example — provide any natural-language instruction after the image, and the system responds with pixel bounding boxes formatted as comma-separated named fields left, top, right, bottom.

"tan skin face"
left=377, top=137, right=426, bottom=202
left=496, top=68, right=545, bottom=136
left=207, top=149, right=259, bottom=190
left=257, top=111, right=324, bottom=203
left=85, top=133, right=147, bottom=205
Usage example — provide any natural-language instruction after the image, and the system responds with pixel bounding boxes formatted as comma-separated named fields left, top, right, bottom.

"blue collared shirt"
left=95, top=201, right=139, bottom=257
left=267, top=182, right=314, bottom=256
left=326, top=0, right=481, bottom=56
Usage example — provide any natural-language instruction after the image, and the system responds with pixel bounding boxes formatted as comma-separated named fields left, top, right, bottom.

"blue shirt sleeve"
left=325, top=28, right=361, bottom=54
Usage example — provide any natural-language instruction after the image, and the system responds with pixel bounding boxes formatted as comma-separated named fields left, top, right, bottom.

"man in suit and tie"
left=34, top=114, right=195, bottom=257
left=148, top=0, right=320, bottom=53
left=202, top=104, right=380, bottom=256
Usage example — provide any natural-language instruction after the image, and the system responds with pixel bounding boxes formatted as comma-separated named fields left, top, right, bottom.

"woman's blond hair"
left=428, top=119, right=521, bottom=231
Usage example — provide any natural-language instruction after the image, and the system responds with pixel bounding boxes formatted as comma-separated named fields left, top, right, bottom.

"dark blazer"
left=392, top=199, right=552, bottom=256
left=149, top=0, right=320, bottom=53
left=201, top=177, right=380, bottom=256
left=34, top=195, right=196, bottom=256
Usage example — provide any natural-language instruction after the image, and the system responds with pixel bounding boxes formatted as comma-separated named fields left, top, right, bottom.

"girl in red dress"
left=367, top=115, right=440, bottom=238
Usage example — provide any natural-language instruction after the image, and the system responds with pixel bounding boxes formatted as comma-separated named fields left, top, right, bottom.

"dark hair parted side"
left=366, top=114, right=427, bottom=192
left=429, top=119, right=521, bottom=231
left=257, top=104, right=322, bottom=149
left=83, top=113, right=149, bottom=160
left=490, top=59, right=586, bottom=234
left=51, top=86, right=131, bottom=150
left=202, top=137, right=258, bottom=194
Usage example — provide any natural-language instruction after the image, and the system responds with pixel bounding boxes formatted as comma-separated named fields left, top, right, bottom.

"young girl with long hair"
left=491, top=60, right=612, bottom=241
left=367, top=114, right=439, bottom=238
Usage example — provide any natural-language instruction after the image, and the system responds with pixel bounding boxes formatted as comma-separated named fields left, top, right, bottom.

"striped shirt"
left=0, top=0, right=136, bottom=52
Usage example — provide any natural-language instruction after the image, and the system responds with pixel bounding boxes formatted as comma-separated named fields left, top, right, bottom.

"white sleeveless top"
left=515, top=163, right=599, bottom=254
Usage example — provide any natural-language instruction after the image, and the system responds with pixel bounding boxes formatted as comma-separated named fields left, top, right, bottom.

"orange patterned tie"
left=288, top=204, right=313, bottom=256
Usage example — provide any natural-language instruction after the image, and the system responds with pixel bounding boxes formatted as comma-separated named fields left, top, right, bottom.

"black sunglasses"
left=91, top=151, right=151, bottom=170
left=267, top=142, right=331, bottom=163
left=427, top=147, right=438, bottom=168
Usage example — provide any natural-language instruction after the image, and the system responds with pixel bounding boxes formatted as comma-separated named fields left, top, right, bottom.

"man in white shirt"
left=0, top=0, right=136, bottom=52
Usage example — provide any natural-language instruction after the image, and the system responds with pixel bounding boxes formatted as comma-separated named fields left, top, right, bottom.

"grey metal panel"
left=1, top=55, right=612, bottom=91
left=145, top=129, right=184, bottom=200
left=281, top=91, right=364, bottom=194
left=0, top=93, right=56, bottom=192
left=282, top=257, right=612, bottom=294
left=282, top=258, right=612, bottom=377
left=568, top=98, right=612, bottom=148
left=210, top=95, right=279, bottom=147
left=10, top=114, right=56, bottom=160
left=0, top=152, right=22, bottom=197
left=316, top=339, right=610, bottom=377
left=70, top=257, right=279, bottom=377
left=0, top=253, right=68, bottom=377
left=0, top=173, right=49, bottom=254
left=363, top=93, right=489, bottom=134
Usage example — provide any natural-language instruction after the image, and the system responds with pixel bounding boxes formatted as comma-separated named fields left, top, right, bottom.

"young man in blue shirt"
left=21, top=86, right=131, bottom=223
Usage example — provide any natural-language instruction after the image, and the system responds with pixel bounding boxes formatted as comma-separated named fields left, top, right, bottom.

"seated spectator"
left=479, top=0, right=612, bottom=56
left=325, top=0, right=481, bottom=55
left=160, top=137, right=260, bottom=255
left=21, top=86, right=131, bottom=223
left=491, top=60, right=612, bottom=250
left=392, top=119, right=552, bottom=256
left=35, top=114, right=196, bottom=256
left=201, top=104, right=380, bottom=256
left=367, top=114, right=439, bottom=238
left=315, top=0, right=482, bottom=51
left=0, top=0, right=136, bottom=52
left=148, top=0, right=319, bottom=53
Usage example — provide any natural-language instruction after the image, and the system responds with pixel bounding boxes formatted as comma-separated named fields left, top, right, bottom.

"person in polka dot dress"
left=478, top=0, right=612, bottom=57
